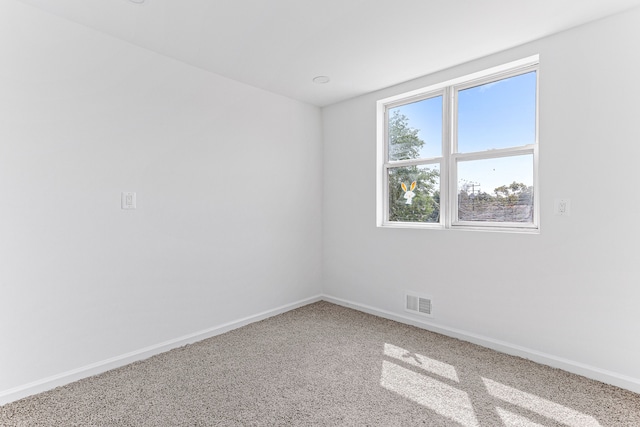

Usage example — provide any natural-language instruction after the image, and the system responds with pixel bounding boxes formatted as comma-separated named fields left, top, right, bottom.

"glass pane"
left=388, top=96, right=442, bottom=161
left=389, top=164, right=440, bottom=223
left=457, top=155, right=534, bottom=223
left=457, top=71, right=536, bottom=153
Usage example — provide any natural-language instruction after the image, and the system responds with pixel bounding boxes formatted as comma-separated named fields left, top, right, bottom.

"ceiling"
left=16, top=0, right=640, bottom=106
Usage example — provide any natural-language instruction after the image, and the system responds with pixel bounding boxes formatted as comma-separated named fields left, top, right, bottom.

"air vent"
left=405, top=293, right=433, bottom=317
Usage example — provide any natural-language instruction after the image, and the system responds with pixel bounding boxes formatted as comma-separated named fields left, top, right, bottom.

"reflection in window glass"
left=389, top=96, right=442, bottom=161
left=457, top=72, right=536, bottom=153
left=389, top=164, right=440, bottom=223
left=457, top=155, right=534, bottom=223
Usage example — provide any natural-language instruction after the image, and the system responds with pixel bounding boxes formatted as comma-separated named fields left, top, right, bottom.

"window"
left=377, top=57, right=539, bottom=232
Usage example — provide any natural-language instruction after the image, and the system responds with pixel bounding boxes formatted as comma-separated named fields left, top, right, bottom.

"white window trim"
left=376, top=55, right=540, bottom=233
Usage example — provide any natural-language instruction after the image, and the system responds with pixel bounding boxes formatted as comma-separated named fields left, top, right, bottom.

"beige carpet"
left=1, top=301, right=639, bottom=426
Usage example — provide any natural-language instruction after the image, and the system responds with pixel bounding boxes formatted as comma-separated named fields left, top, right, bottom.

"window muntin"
left=379, top=60, right=538, bottom=232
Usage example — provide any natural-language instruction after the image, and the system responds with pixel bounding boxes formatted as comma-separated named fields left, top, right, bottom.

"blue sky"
left=389, top=71, right=536, bottom=194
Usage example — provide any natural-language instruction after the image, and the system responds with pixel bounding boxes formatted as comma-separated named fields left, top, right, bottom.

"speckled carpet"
left=1, top=301, right=639, bottom=426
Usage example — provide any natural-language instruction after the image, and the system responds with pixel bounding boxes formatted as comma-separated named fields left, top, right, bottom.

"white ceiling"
left=16, top=0, right=640, bottom=106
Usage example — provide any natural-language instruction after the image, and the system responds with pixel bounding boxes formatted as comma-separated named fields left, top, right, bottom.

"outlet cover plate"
left=554, top=198, right=570, bottom=216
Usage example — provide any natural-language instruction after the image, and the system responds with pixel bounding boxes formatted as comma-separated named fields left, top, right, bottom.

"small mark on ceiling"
left=312, top=76, right=330, bottom=84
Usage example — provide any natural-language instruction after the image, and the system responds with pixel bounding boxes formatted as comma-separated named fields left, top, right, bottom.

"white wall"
left=323, top=7, right=640, bottom=390
left=0, top=1, right=322, bottom=398
left=3, top=0, right=639, bottom=404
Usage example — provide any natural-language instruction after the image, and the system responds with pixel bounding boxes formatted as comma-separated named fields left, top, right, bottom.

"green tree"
left=494, top=182, right=530, bottom=207
left=493, top=181, right=533, bottom=222
left=387, top=111, right=439, bottom=222
left=389, top=110, right=423, bottom=161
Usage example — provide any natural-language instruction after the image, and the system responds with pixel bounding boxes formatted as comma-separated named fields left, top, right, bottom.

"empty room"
left=2, top=0, right=640, bottom=425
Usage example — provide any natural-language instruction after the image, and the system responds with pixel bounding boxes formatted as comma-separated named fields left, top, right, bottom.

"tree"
left=387, top=111, right=440, bottom=222
left=494, top=182, right=530, bottom=207
left=388, top=110, right=423, bottom=161
left=493, top=181, right=533, bottom=222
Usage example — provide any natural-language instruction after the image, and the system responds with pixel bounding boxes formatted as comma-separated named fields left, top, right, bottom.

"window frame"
left=377, top=57, right=539, bottom=233
left=383, top=89, right=447, bottom=227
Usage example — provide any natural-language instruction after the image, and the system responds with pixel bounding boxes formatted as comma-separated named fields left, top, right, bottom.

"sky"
left=389, top=71, right=536, bottom=194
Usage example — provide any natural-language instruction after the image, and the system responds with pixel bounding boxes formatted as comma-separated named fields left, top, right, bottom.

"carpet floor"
left=1, top=301, right=639, bottom=426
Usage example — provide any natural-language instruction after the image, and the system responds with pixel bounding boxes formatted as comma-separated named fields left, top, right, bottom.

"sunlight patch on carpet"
left=380, top=360, right=479, bottom=427
left=495, top=407, right=547, bottom=427
left=483, top=377, right=602, bottom=427
left=384, top=343, right=459, bottom=382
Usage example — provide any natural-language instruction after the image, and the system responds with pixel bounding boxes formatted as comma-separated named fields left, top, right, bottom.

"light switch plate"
left=121, top=192, right=136, bottom=210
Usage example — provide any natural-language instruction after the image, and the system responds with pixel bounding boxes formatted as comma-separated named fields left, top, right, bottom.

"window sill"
left=379, top=222, right=540, bottom=234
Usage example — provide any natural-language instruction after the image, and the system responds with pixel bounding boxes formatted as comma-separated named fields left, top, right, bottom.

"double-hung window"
left=377, top=57, right=539, bottom=232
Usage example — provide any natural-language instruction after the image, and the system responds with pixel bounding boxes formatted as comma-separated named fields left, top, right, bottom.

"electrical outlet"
left=555, top=198, right=570, bottom=216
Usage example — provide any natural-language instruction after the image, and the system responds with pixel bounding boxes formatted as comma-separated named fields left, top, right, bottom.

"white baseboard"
left=322, top=294, right=640, bottom=394
left=0, top=295, right=323, bottom=406
left=3, top=293, right=638, bottom=406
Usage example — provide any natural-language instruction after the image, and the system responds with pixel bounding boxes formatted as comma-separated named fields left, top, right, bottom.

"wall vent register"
left=405, top=293, right=433, bottom=317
